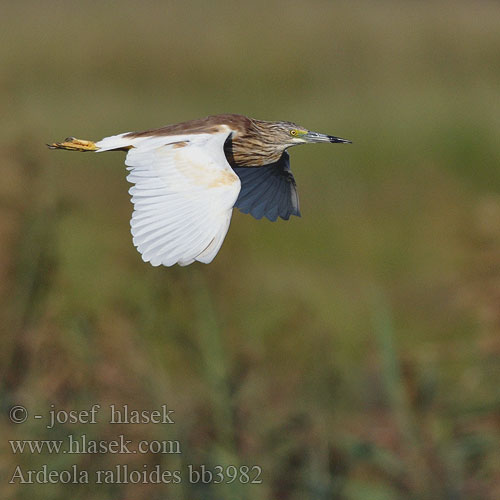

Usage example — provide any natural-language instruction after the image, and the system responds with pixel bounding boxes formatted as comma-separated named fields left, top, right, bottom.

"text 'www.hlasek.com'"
left=8, top=403, right=263, bottom=485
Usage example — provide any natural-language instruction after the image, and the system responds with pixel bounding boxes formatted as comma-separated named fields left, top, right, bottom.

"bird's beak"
left=304, top=131, right=352, bottom=144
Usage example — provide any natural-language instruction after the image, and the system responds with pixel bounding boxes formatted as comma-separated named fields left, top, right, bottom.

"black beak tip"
left=328, top=136, right=352, bottom=144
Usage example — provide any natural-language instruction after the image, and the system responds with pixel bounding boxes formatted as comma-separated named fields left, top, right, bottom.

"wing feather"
left=119, top=129, right=240, bottom=266
left=233, top=152, right=300, bottom=221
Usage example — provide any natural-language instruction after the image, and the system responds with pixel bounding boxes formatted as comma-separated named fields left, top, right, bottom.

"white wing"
left=101, top=129, right=241, bottom=267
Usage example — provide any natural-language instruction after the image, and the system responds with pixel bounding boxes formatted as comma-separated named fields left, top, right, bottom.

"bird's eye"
left=290, top=129, right=298, bottom=136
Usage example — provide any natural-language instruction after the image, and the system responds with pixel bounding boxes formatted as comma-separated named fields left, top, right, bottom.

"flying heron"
left=48, top=114, right=351, bottom=267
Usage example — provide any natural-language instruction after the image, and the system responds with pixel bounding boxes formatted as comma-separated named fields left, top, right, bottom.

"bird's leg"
left=47, top=137, right=98, bottom=151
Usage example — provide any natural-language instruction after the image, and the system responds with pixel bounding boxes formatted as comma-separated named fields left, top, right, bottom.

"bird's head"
left=274, top=121, right=352, bottom=148
left=229, top=116, right=351, bottom=166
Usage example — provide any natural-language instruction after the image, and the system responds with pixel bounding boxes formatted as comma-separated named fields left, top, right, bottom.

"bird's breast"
left=225, top=136, right=283, bottom=167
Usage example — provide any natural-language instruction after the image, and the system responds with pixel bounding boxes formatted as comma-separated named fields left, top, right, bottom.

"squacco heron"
left=48, top=114, right=351, bottom=266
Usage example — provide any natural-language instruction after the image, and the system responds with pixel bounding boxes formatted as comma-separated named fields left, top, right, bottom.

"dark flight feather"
left=232, top=152, right=301, bottom=221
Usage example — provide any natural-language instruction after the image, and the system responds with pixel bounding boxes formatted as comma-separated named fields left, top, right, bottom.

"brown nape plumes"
left=227, top=118, right=298, bottom=167
left=48, top=114, right=350, bottom=267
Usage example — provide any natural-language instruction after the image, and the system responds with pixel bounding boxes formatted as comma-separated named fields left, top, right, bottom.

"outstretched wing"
left=232, top=152, right=300, bottom=221
left=113, top=130, right=240, bottom=267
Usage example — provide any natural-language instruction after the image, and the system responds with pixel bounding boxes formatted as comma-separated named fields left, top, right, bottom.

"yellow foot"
left=47, top=137, right=98, bottom=152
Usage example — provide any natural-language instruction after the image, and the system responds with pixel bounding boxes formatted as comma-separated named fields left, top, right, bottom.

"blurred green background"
left=1, top=1, right=500, bottom=499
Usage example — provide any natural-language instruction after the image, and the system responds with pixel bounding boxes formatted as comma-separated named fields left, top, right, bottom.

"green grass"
left=1, top=1, right=500, bottom=498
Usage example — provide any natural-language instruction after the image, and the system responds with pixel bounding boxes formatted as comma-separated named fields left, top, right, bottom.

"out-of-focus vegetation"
left=1, top=1, right=500, bottom=498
